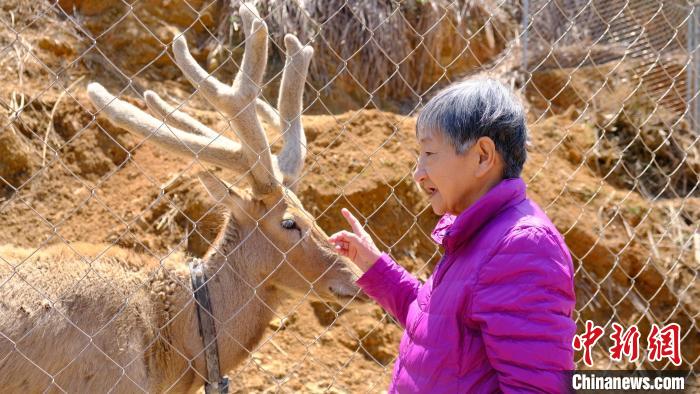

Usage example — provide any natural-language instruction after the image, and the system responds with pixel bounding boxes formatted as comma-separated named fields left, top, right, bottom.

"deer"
left=0, top=4, right=365, bottom=393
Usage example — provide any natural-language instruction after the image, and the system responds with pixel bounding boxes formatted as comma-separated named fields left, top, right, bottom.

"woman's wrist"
left=358, top=249, right=383, bottom=272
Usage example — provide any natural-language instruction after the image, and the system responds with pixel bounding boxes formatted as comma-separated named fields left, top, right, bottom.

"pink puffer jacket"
left=357, top=178, right=576, bottom=393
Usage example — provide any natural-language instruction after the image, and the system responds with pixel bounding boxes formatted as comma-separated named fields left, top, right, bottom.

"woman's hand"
left=329, top=208, right=382, bottom=272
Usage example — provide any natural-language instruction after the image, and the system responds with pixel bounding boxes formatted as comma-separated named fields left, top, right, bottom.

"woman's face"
left=413, top=130, right=478, bottom=215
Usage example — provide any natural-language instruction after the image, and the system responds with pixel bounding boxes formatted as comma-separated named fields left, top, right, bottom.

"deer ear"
left=198, top=172, right=249, bottom=207
left=198, top=172, right=230, bottom=201
left=198, top=172, right=265, bottom=224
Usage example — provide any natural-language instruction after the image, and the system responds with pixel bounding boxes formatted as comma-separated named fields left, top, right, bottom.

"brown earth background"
left=0, top=0, right=698, bottom=392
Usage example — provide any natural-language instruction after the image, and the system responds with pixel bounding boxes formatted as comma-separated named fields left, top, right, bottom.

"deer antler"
left=87, top=3, right=314, bottom=195
left=171, top=5, right=276, bottom=193
left=143, top=90, right=221, bottom=140
left=276, top=34, right=313, bottom=190
left=87, top=83, right=251, bottom=174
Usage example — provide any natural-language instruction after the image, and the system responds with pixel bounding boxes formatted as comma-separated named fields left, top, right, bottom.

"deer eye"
left=281, top=219, right=298, bottom=230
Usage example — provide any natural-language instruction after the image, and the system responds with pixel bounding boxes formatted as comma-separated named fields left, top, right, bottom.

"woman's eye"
left=281, top=219, right=298, bottom=230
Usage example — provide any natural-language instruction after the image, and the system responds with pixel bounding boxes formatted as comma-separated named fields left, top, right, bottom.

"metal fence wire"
left=0, top=0, right=697, bottom=392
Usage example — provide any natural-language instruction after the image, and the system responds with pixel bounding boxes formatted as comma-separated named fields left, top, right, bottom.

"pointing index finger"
left=341, top=208, right=364, bottom=235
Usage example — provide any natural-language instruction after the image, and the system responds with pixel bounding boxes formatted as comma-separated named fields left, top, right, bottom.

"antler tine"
left=172, top=3, right=278, bottom=193
left=255, top=98, right=281, bottom=130
left=87, top=82, right=250, bottom=174
left=238, top=2, right=267, bottom=89
left=277, top=34, right=314, bottom=191
left=143, top=90, right=221, bottom=140
left=171, top=35, right=232, bottom=111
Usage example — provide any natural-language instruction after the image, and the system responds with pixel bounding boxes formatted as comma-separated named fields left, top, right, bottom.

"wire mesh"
left=0, top=0, right=697, bottom=392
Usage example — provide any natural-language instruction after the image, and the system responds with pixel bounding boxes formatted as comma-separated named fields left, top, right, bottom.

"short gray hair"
left=416, top=78, right=528, bottom=179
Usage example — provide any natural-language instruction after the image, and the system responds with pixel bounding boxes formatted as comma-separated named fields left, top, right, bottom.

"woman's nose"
left=413, top=163, right=427, bottom=184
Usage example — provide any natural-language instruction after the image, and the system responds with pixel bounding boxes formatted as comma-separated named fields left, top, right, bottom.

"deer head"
left=86, top=4, right=365, bottom=304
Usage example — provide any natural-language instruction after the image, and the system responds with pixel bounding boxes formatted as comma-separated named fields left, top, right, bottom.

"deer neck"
left=152, top=215, right=279, bottom=388
left=195, top=216, right=279, bottom=372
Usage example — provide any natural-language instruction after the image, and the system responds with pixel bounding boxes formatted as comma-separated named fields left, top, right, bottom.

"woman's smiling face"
left=413, top=128, right=506, bottom=216
left=411, top=79, right=525, bottom=216
left=413, top=130, right=477, bottom=215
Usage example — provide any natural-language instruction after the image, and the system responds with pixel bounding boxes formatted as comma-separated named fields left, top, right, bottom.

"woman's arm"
left=470, top=226, right=577, bottom=393
left=355, top=253, right=421, bottom=328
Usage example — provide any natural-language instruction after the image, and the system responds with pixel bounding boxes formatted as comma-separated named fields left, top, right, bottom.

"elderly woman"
left=330, top=79, right=576, bottom=393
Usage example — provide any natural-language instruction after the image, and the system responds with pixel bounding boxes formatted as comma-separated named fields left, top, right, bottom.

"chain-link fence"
left=0, top=0, right=697, bottom=392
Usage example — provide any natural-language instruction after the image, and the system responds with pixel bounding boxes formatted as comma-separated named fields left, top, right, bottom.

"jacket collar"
left=430, top=178, right=527, bottom=251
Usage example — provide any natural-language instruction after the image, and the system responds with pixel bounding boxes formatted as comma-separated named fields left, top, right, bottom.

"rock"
left=268, top=313, right=297, bottom=331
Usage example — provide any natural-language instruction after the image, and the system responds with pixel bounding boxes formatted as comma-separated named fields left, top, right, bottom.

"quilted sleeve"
left=470, top=226, right=577, bottom=393
left=356, top=253, right=421, bottom=328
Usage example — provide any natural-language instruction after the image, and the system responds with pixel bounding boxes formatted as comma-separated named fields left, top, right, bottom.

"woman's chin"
left=430, top=202, right=446, bottom=215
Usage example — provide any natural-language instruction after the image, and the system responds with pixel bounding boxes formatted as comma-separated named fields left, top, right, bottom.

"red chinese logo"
left=572, top=320, right=605, bottom=367
left=609, top=323, right=640, bottom=362
left=647, top=323, right=681, bottom=366
left=573, top=321, right=684, bottom=366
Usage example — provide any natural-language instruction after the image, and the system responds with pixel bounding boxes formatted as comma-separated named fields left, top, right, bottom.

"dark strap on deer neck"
left=189, top=258, right=229, bottom=394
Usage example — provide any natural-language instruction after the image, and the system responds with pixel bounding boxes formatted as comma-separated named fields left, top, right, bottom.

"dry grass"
left=588, top=96, right=699, bottom=199
left=204, top=0, right=519, bottom=112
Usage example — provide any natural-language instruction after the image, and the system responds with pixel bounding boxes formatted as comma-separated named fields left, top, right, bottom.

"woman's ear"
left=474, top=137, right=501, bottom=178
